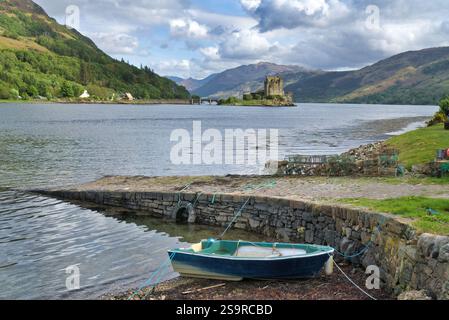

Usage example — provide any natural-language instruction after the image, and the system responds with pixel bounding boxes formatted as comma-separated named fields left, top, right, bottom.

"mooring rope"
left=127, top=252, right=176, bottom=300
left=219, top=197, right=251, bottom=239
left=329, top=253, right=377, bottom=301
left=333, top=241, right=372, bottom=259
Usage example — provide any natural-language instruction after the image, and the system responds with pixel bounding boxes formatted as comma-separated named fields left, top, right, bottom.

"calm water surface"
left=0, top=103, right=438, bottom=299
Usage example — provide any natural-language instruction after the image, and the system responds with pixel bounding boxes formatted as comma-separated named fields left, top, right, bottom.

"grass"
left=386, top=124, right=449, bottom=169
left=338, top=197, right=449, bottom=235
left=0, top=35, right=49, bottom=52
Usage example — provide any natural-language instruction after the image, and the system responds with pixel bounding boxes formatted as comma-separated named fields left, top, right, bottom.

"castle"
left=244, top=76, right=293, bottom=104
left=264, top=76, right=285, bottom=97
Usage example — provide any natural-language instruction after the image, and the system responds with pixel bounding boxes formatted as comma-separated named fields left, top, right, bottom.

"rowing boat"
left=168, top=239, right=334, bottom=281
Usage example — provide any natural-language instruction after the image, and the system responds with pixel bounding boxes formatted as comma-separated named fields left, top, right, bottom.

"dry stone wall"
left=39, top=189, right=449, bottom=299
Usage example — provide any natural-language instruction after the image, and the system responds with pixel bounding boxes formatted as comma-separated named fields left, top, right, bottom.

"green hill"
left=0, top=0, right=190, bottom=101
left=286, top=47, right=449, bottom=105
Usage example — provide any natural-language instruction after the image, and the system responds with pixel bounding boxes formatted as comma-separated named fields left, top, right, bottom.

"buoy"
left=325, top=256, right=334, bottom=275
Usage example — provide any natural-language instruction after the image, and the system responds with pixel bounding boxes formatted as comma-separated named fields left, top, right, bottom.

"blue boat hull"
left=168, top=250, right=332, bottom=281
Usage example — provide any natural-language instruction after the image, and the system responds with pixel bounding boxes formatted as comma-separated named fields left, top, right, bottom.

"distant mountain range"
left=169, top=62, right=312, bottom=98
left=171, top=47, right=449, bottom=105
left=167, top=75, right=218, bottom=92
left=0, top=0, right=189, bottom=101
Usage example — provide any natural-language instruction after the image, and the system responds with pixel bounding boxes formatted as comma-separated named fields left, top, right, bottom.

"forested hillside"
left=0, top=0, right=190, bottom=101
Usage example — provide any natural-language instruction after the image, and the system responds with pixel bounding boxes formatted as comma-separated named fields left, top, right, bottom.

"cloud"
left=242, top=0, right=351, bottom=31
left=218, top=29, right=275, bottom=59
left=34, top=0, right=449, bottom=79
left=200, top=46, right=221, bottom=61
left=169, top=19, right=209, bottom=39
left=241, top=0, right=262, bottom=12
left=154, top=59, right=192, bottom=78
left=89, top=33, right=139, bottom=55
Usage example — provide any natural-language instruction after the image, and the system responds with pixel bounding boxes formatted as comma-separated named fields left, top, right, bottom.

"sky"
left=34, top=0, right=449, bottom=79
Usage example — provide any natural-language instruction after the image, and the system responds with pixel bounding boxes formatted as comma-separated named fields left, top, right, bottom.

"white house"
left=79, top=90, right=90, bottom=99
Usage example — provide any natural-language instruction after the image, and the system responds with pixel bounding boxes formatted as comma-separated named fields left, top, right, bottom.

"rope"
left=127, top=252, right=176, bottom=300
left=330, top=254, right=377, bottom=301
left=219, top=197, right=251, bottom=239
left=192, top=192, right=203, bottom=207
left=177, top=183, right=192, bottom=206
left=333, top=241, right=371, bottom=259
left=141, top=253, right=177, bottom=300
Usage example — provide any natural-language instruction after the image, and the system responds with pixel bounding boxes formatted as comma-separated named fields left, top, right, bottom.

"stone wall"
left=40, top=189, right=449, bottom=299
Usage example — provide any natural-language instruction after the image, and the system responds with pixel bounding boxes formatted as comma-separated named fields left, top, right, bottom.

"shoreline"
left=0, top=99, right=439, bottom=107
left=105, top=262, right=392, bottom=300
left=0, top=99, right=194, bottom=105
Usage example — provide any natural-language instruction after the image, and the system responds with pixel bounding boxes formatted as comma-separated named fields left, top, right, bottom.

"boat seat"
left=234, top=246, right=307, bottom=258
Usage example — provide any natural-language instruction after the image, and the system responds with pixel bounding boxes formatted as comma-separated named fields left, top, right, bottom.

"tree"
left=27, top=85, right=39, bottom=97
left=439, top=97, right=449, bottom=117
left=79, top=61, right=91, bottom=85
left=60, top=81, right=74, bottom=97
left=0, top=86, right=11, bottom=99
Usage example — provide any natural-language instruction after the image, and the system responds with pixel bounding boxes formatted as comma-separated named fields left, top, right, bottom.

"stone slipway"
left=33, top=175, right=449, bottom=299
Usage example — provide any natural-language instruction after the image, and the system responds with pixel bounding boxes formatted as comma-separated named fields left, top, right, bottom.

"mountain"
left=190, top=62, right=315, bottom=98
left=168, top=74, right=218, bottom=92
left=0, top=0, right=189, bottom=100
left=286, top=47, right=449, bottom=105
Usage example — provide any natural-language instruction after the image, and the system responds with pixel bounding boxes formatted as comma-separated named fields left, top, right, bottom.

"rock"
left=305, top=230, right=314, bottom=243
left=248, top=218, right=261, bottom=229
left=439, top=243, right=449, bottom=263
left=345, top=227, right=352, bottom=238
left=418, top=234, right=437, bottom=257
left=411, top=164, right=433, bottom=175
left=397, top=290, right=432, bottom=300
left=302, top=212, right=313, bottom=222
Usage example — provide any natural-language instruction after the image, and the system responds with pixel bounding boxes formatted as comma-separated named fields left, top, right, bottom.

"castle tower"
left=264, top=76, right=284, bottom=97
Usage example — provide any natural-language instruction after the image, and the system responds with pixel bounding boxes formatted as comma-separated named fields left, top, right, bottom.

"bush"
left=243, top=94, right=252, bottom=101
left=27, top=85, right=39, bottom=97
left=87, top=84, right=114, bottom=100
left=0, top=87, right=12, bottom=99
left=426, top=96, right=449, bottom=126
left=10, top=88, right=20, bottom=99
left=439, top=97, right=449, bottom=117
left=60, top=82, right=74, bottom=97
left=427, top=112, right=448, bottom=126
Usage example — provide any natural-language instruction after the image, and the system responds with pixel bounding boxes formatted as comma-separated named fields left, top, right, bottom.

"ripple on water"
left=0, top=191, right=187, bottom=299
left=0, top=103, right=438, bottom=299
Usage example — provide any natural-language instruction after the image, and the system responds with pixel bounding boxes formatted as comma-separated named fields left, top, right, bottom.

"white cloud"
left=169, top=19, right=209, bottom=39
left=241, top=0, right=261, bottom=12
left=219, top=29, right=274, bottom=59
left=89, top=33, right=139, bottom=55
left=200, top=46, right=221, bottom=61
left=154, top=59, right=192, bottom=78
left=34, top=0, right=449, bottom=78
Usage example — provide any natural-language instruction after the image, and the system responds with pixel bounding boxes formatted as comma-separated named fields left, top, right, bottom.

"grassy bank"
left=386, top=124, right=448, bottom=169
left=339, top=197, right=449, bottom=235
